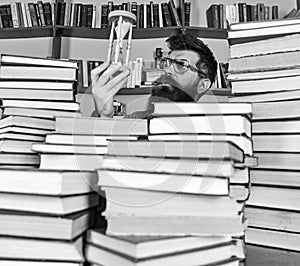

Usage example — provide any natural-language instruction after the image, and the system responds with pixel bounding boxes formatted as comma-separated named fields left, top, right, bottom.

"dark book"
left=80, top=4, right=88, bottom=27
left=146, top=3, right=151, bottom=28
left=56, top=1, right=66, bottom=26
left=272, top=5, right=279, bottom=19
left=131, top=1, right=137, bottom=27
left=218, top=4, right=225, bottom=28
left=168, top=0, right=181, bottom=26
left=238, top=3, right=246, bottom=22
left=43, top=2, right=53, bottom=25
left=101, top=4, right=108, bottom=28
left=161, top=2, right=173, bottom=27
left=178, top=0, right=185, bottom=25
left=37, top=1, right=46, bottom=26
left=184, top=2, right=191, bottom=26
left=139, top=4, right=144, bottom=28
left=206, top=4, right=219, bottom=28
left=0, top=4, right=13, bottom=28
left=16, top=2, right=24, bottom=27
left=28, top=3, right=39, bottom=27
left=153, top=3, right=159, bottom=27
left=256, top=3, right=265, bottom=21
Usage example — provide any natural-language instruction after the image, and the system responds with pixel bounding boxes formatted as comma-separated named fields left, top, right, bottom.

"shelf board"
left=0, top=26, right=54, bottom=39
left=57, top=26, right=228, bottom=40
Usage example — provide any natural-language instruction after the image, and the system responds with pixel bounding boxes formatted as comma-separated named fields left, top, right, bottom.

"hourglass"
left=107, top=10, right=136, bottom=67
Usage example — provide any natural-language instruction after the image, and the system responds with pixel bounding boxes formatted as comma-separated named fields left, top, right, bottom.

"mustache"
left=150, top=75, right=194, bottom=102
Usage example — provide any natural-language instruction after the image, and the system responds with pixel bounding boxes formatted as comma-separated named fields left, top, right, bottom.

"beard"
left=149, top=75, right=195, bottom=103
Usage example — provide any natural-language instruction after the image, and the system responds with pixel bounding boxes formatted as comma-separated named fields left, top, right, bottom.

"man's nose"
left=164, top=65, right=173, bottom=76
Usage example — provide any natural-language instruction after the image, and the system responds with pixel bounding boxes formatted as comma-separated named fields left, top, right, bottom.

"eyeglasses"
left=158, top=57, right=207, bottom=77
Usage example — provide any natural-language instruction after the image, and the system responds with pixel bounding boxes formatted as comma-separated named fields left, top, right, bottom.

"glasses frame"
left=158, top=57, right=208, bottom=78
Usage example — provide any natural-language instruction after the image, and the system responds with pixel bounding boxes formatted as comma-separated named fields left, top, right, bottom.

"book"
left=86, top=241, right=235, bottom=266
left=149, top=115, right=251, bottom=137
left=253, top=120, right=300, bottom=133
left=250, top=169, right=300, bottom=187
left=0, top=116, right=55, bottom=130
left=87, top=228, right=232, bottom=259
left=245, top=206, right=300, bottom=233
left=3, top=107, right=81, bottom=119
left=0, top=153, right=39, bottom=165
left=148, top=134, right=253, bottom=155
left=0, top=261, right=82, bottom=266
left=206, top=4, right=219, bottom=28
left=252, top=100, right=300, bottom=120
left=2, top=99, right=80, bottom=111
left=0, top=65, right=77, bottom=81
left=245, top=227, right=300, bottom=251
left=0, top=139, right=37, bottom=153
left=230, top=75, right=300, bottom=95
left=229, top=34, right=300, bottom=58
left=101, top=155, right=235, bottom=177
left=0, top=54, right=78, bottom=68
left=107, top=140, right=244, bottom=162
left=0, top=80, right=75, bottom=90
left=40, top=154, right=104, bottom=171
left=0, top=133, right=45, bottom=142
left=0, top=192, right=99, bottom=215
left=55, top=117, right=148, bottom=136
left=0, top=88, right=75, bottom=101
left=151, top=102, right=252, bottom=116
left=98, top=169, right=229, bottom=195
left=228, top=50, right=300, bottom=73
left=0, top=209, right=95, bottom=240
left=0, top=236, right=84, bottom=262
left=168, top=0, right=181, bottom=26
left=253, top=134, right=300, bottom=152
left=0, top=126, right=51, bottom=135
left=246, top=244, right=300, bottom=266
left=32, top=143, right=107, bottom=154
left=103, top=186, right=240, bottom=216
left=247, top=185, right=300, bottom=211
left=45, top=134, right=138, bottom=145
left=0, top=168, right=98, bottom=195
left=104, top=215, right=243, bottom=236
left=254, top=152, right=300, bottom=170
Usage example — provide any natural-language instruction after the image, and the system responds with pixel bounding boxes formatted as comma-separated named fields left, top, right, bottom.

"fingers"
left=91, top=62, right=109, bottom=85
left=97, top=64, right=129, bottom=87
left=104, top=68, right=130, bottom=96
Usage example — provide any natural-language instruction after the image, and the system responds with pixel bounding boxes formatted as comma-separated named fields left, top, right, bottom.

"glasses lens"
left=173, top=60, right=188, bottom=73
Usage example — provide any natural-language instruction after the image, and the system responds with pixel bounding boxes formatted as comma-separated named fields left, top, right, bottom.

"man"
left=91, top=33, right=217, bottom=118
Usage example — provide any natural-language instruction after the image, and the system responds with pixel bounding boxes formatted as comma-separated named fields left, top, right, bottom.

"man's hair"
left=166, top=33, right=218, bottom=86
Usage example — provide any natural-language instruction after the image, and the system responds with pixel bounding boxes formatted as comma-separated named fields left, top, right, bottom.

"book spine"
left=43, top=2, right=52, bottom=26
left=16, top=2, right=24, bottom=27
left=161, top=3, right=172, bottom=27
left=139, top=4, right=144, bottom=28
left=28, top=3, right=38, bottom=27
left=86, top=4, right=93, bottom=27
left=146, top=3, right=151, bottom=28
left=206, top=4, right=218, bottom=28
left=168, top=0, right=181, bottom=26
left=101, top=4, right=108, bottom=28
left=272, top=5, right=279, bottom=19
left=80, top=4, right=87, bottom=27
left=131, top=1, right=137, bottom=27
left=153, top=3, right=159, bottom=28
left=184, top=2, right=191, bottom=26
left=37, top=1, right=46, bottom=26
left=21, top=3, right=28, bottom=27
left=24, top=3, right=32, bottom=27
left=10, top=3, right=19, bottom=28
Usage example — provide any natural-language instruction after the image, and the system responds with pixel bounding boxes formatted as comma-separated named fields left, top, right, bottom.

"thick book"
left=101, top=155, right=235, bottom=177
left=45, top=134, right=138, bottom=145
left=149, top=115, right=251, bottom=137
left=252, top=99, right=300, bottom=120
left=3, top=107, right=81, bottom=119
left=254, top=152, right=300, bottom=170
left=87, top=228, right=232, bottom=259
left=2, top=99, right=80, bottom=111
left=0, top=88, right=75, bottom=101
left=0, top=236, right=84, bottom=262
left=253, top=120, right=300, bottom=134
left=0, top=116, right=55, bottom=130
left=86, top=241, right=235, bottom=266
left=107, top=140, right=244, bottom=162
left=247, top=185, right=300, bottom=211
left=1, top=54, right=78, bottom=68
left=228, top=50, right=300, bottom=73
left=40, top=154, right=104, bottom=171
left=230, top=75, right=300, bottom=94
left=0, top=168, right=98, bottom=195
left=32, top=143, right=107, bottom=155
left=151, top=102, right=252, bottom=116
left=0, top=80, right=75, bottom=90
left=148, top=134, right=253, bottom=155
left=0, top=153, right=39, bottom=165
left=253, top=134, right=300, bottom=152
left=250, top=169, right=300, bottom=187
left=0, top=133, right=45, bottom=142
left=55, top=117, right=148, bottom=136
left=0, top=126, right=51, bottom=135
left=0, top=209, right=95, bottom=240
left=0, top=192, right=99, bottom=215
left=245, top=206, right=300, bottom=233
left=97, top=169, right=229, bottom=195
left=229, top=33, right=300, bottom=59
left=0, top=139, right=37, bottom=153
left=0, top=65, right=77, bottom=81
left=246, top=227, right=300, bottom=252
left=102, top=187, right=240, bottom=217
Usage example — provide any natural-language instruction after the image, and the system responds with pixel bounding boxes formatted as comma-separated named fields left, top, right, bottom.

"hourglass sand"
left=107, top=10, right=136, bottom=67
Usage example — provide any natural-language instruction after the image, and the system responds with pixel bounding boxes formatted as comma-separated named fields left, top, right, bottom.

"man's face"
left=163, top=50, right=203, bottom=100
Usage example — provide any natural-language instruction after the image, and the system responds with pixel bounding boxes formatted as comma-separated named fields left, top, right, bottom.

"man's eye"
left=176, top=61, right=186, bottom=67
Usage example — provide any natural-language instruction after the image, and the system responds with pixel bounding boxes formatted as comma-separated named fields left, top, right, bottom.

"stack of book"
left=0, top=54, right=80, bottom=168
left=0, top=168, right=99, bottom=265
left=34, top=116, right=148, bottom=171
left=85, top=102, right=253, bottom=265
left=227, top=18, right=300, bottom=264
